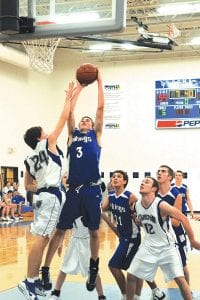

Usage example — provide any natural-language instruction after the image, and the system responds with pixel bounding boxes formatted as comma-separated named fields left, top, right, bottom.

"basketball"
left=76, top=63, right=98, bottom=86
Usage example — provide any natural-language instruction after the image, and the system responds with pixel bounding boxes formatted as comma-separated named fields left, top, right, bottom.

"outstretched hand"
left=65, top=81, right=77, bottom=99
left=76, top=79, right=85, bottom=90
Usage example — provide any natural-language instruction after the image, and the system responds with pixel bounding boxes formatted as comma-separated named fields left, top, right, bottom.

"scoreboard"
left=155, top=78, right=200, bottom=128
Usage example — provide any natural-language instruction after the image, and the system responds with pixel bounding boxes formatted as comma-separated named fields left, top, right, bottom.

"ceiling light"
left=190, top=37, right=200, bottom=45
left=157, top=3, right=200, bottom=15
left=89, top=44, right=112, bottom=51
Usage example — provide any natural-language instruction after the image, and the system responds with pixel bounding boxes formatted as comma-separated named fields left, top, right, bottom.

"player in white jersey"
left=126, top=176, right=200, bottom=300
left=18, top=81, right=81, bottom=300
left=49, top=217, right=106, bottom=300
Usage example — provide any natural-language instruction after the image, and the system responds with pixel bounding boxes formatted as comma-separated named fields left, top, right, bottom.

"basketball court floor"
left=0, top=217, right=200, bottom=300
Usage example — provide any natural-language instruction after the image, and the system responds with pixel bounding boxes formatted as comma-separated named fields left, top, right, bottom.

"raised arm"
left=94, top=70, right=104, bottom=144
left=48, top=81, right=77, bottom=153
left=67, top=81, right=84, bottom=145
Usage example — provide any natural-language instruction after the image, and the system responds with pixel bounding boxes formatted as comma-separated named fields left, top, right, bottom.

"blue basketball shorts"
left=108, top=234, right=141, bottom=270
left=173, top=225, right=187, bottom=267
left=57, top=184, right=102, bottom=231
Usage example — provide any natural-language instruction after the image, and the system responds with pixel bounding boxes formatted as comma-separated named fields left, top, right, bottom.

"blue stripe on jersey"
left=157, top=199, right=164, bottom=229
left=67, top=129, right=101, bottom=185
left=56, top=145, right=64, bottom=157
left=24, top=159, right=36, bottom=179
left=46, top=140, right=63, bottom=167
left=25, top=139, right=63, bottom=188
left=47, top=149, right=62, bottom=166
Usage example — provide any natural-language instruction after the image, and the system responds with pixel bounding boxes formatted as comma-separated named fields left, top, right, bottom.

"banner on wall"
left=104, top=83, right=125, bottom=129
left=155, top=78, right=200, bottom=129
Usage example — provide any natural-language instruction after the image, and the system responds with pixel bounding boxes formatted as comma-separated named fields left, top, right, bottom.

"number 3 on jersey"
left=76, top=146, right=83, bottom=158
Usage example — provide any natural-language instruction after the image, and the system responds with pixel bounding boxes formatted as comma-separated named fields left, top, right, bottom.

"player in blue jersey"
left=126, top=176, right=200, bottom=300
left=172, top=170, right=194, bottom=218
left=41, top=68, right=104, bottom=293
left=156, top=165, right=191, bottom=287
left=18, top=82, right=77, bottom=300
left=101, top=170, right=142, bottom=300
left=102, top=170, right=166, bottom=300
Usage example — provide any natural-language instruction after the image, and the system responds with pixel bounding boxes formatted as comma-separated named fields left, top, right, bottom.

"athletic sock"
left=26, top=277, right=35, bottom=283
left=52, top=289, right=61, bottom=297
left=42, top=266, right=49, bottom=272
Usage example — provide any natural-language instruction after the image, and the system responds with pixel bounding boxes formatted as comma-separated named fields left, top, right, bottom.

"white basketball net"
left=22, top=38, right=61, bottom=74
left=168, top=23, right=181, bottom=39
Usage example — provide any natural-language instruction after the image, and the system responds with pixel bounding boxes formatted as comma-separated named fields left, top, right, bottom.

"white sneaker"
left=18, top=279, right=39, bottom=300
left=152, top=288, right=166, bottom=300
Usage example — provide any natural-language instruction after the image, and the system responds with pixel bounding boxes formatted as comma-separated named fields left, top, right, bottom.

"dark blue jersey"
left=157, top=186, right=185, bottom=244
left=67, top=129, right=101, bottom=186
left=157, top=186, right=180, bottom=206
left=109, top=190, right=139, bottom=239
left=171, top=183, right=188, bottom=213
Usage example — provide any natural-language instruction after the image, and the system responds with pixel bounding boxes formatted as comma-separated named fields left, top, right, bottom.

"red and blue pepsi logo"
left=156, top=119, right=200, bottom=128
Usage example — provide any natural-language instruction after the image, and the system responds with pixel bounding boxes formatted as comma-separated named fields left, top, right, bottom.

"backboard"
left=0, top=0, right=126, bottom=41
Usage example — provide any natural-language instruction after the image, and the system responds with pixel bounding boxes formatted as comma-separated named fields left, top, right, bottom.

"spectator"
left=12, top=189, right=25, bottom=220
left=3, top=181, right=13, bottom=194
left=2, top=191, right=18, bottom=221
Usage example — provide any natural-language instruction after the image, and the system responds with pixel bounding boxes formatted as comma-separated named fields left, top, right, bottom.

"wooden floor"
left=0, top=215, right=200, bottom=296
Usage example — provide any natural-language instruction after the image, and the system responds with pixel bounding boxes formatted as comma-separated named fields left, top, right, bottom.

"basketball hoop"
left=22, top=38, right=61, bottom=74
left=167, top=23, right=181, bottom=39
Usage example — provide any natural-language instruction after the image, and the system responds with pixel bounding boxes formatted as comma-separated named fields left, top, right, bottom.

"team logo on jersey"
left=73, top=136, right=92, bottom=143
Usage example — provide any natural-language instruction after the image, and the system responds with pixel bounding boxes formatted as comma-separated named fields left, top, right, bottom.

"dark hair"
left=147, top=176, right=159, bottom=195
left=160, top=164, right=174, bottom=181
left=112, top=170, right=128, bottom=188
left=24, top=126, right=42, bottom=149
left=81, top=116, right=94, bottom=127
left=101, top=181, right=106, bottom=193
left=175, top=170, right=183, bottom=175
